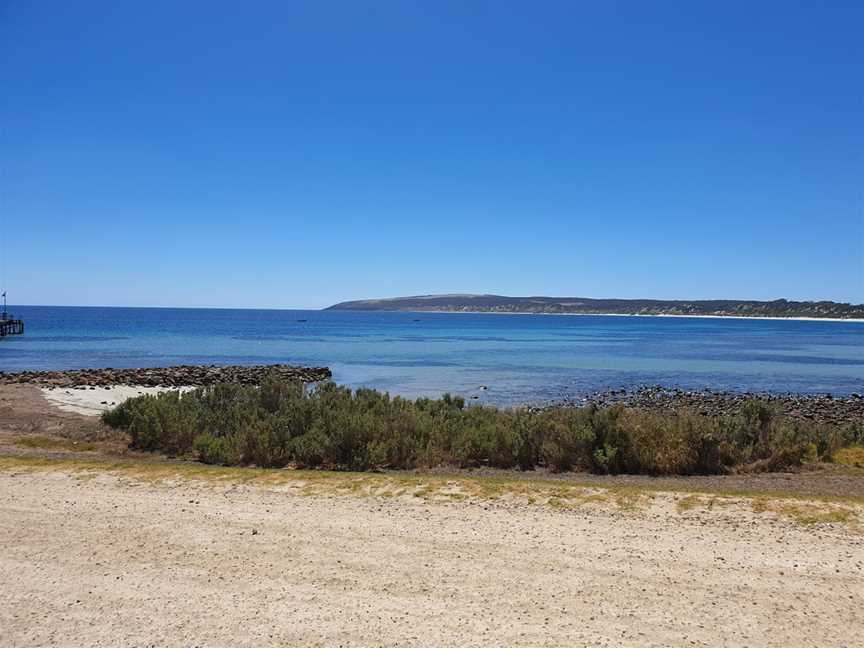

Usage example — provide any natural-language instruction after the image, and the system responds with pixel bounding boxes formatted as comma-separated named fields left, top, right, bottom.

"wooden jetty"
left=0, top=317, right=23, bottom=337
left=0, top=292, right=24, bottom=337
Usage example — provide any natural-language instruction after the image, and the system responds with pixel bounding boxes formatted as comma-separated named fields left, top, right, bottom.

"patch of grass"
left=0, top=455, right=651, bottom=514
left=2, top=455, right=863, bottom=530
left=412, top=484, right=433, bottom=499
left=677, top=492, right=859, bottom=527
left=778, top=505, right=857, bottom=525
left=676, top=494, right=737, bottom=513
left=677, top=495, right=706, bottom=512
left=611, top=489, right=649, bottom=511
left=774, top=502, right=858, bottom=525
left=748, top=496, right=858, bottom=526
left=834, top=446, right=864, bottom=467
left=751, top=498, right=769, bottom=514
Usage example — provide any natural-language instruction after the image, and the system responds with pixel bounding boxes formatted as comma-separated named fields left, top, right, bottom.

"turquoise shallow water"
left=1, top=306, right=862, bottom=405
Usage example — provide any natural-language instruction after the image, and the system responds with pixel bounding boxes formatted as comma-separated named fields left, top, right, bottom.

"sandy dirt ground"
left=1, top=466, right=863, bottom=648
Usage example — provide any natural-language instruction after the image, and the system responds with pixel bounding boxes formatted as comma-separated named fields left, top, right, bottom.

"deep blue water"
left=1, top=306, right=862, bottom=405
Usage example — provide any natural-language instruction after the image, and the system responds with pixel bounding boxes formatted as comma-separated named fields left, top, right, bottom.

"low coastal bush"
left=102, top=375, right=864, bottom=475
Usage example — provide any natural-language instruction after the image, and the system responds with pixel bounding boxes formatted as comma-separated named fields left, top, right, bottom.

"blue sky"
left=1, top=1, right=861, bottom=308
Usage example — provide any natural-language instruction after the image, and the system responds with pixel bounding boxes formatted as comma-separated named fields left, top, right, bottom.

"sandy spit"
left=1, top=469, right=862, bottom=647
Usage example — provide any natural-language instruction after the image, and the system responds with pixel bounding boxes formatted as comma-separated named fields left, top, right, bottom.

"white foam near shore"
left=41, top=385, right=193, bottom=416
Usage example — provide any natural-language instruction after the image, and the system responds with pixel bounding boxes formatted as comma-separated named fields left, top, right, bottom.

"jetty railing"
left=0, top=318, right=24, bottom=337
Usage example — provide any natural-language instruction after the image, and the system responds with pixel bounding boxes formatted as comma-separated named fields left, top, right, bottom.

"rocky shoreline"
left=0, top=364, right=332, bottom=388
left=573, top=386, right=864, bottom=426
left=1, top=364, right=860, bottom=426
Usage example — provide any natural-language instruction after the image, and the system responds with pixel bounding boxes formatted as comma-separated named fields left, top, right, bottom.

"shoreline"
left=575, top=385, right=863, bottom=426
left=0, top=363, right=331, bottom=388
left=1, top=363, right=860, bottom=424
left=354, top=308, right=864, bottom=323
left=27, top=375, right=864, bottom=426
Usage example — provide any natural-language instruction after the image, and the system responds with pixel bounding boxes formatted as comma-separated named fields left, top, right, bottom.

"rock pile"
left=579, top=386, right=864, bottom=427
left=0, top=364, right=332, bottom=388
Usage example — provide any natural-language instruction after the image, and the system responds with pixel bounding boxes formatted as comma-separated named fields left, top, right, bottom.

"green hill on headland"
left=326, top=294, right=864, bottom=319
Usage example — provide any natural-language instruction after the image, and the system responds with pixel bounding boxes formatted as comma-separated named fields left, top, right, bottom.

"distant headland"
left=326, top=294, right=864, bottom=320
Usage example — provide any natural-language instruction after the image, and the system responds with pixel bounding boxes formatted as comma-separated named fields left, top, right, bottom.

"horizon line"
left=7, top=293, right=864, bottom=311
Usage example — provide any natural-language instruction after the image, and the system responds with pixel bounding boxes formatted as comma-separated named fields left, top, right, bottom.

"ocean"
left=1, top=306, right=862, bottom=405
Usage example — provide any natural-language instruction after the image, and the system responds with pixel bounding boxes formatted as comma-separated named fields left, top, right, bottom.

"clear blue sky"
left=1, top=1, right=862, bottom=308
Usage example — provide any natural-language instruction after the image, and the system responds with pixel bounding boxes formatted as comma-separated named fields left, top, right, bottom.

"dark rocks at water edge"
left=0, top=364, right=332, bottom=388
left=570, top=386, right=864, bottom=427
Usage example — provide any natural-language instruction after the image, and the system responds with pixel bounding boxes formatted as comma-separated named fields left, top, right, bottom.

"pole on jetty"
left=0, top=291, right=23, bottom=336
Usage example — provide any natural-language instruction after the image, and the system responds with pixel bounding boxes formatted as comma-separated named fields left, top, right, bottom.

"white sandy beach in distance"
left=401, top=310, right=864, bottom=323
left=41, top=385, right=193, bottom=416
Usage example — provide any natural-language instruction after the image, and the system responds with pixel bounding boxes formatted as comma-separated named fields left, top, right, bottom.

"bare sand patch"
left=41, top=385, right=193, bottom=416
left=1, top=461, right=862, bottom=647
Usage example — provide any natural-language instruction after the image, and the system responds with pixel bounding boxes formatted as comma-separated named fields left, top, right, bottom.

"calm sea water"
left=1, top=306, right=862, bottom=405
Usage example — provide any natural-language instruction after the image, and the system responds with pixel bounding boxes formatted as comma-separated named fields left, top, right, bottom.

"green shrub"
left=452, top=407, right=522, bottom=468
left=539, top=412, right=593, bottom=472
left=101, top=376, right=860, bottom=476
left=194, top=433, right=241, bottom=465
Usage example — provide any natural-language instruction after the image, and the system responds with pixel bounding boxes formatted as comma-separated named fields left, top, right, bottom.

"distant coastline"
left=327, top=294, right=864, bottom=321
left=343, top=309, right=864, bottom=323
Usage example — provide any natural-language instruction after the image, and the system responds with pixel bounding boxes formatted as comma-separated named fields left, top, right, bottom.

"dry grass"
left=749, top=497, right=859, bottom=527
left=1, top=455, right=862, bottom=531
left=675, top=492, right=858, bottom=527
left=0, top=455, right=650, bottom=512
left=676, top=495, right=738, bottom=512
left=677, top=494, right=706, bottom=512
left=834, top=446, right=864, bottom=467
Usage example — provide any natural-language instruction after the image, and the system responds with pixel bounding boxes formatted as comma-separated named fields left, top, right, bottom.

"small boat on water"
left=0, top=292, right=24, bottom=337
